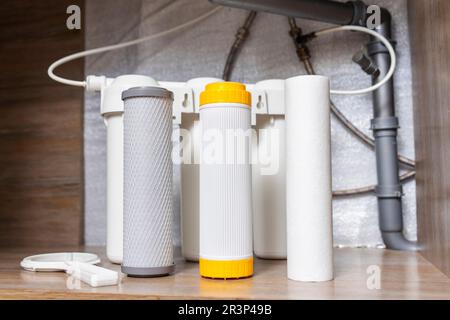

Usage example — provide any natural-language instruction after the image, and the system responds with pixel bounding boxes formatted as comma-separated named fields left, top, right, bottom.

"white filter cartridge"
left=199, top=82, right=253, bottom=279
left=285, top=75, right=333, bottom=282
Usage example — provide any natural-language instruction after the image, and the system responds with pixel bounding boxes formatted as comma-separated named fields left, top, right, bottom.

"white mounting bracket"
left=88, top=75, right=286, bottom=126
left=161, top=79, right=286, bottom=126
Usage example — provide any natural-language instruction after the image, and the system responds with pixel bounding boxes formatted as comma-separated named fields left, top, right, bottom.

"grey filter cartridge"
left=121, top=86, right=175, bottom=277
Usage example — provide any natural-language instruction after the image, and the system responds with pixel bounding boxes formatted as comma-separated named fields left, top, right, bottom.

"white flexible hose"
left=314, top=25, right=397, bottom=95
left=49, top=11, right=395, bottom=96
left=47, top=6, right=222, bottom=88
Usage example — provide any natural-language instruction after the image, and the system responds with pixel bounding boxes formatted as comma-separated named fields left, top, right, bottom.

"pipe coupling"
left=367, top=38, right=397, bottom=56
left=370, top=117, right=399, bottom=131
left=375, top=185, right=403, bottom=199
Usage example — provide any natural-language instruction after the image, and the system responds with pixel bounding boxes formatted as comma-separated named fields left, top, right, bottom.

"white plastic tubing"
left=48, top=21, right=396, bottom=97
left=317, top=25, right=397, bottom=96
left=47, top=6, right=222, bottom=88
left=285, top=75, right=333, bottom=282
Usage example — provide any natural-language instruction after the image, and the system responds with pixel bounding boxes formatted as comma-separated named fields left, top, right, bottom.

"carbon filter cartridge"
left=121, top=86, right=175, bottom=277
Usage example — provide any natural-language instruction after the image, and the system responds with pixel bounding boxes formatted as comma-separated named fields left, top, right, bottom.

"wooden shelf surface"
left=1, top=247, right=450, bottom=300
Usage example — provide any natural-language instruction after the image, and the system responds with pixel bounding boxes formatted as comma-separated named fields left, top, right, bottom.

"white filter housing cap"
left=101, top=75, right=159, bottom=115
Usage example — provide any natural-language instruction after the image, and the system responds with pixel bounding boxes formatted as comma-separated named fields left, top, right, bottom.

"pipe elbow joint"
left=381, top=232, right=422, bottom=252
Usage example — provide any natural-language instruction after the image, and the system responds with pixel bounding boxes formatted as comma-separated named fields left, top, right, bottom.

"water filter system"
left=45, top=0, right=421, bottom=283
left=84, top=75, right=342, bottom=281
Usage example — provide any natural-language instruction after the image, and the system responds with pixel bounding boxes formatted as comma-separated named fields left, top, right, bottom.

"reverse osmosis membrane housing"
left=199, top=82, right=254, bottom=279
left=121, top=86, right=175, bottom=277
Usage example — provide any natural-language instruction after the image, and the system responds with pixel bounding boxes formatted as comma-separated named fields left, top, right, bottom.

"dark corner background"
left=0, top=0, right=85, bottom=248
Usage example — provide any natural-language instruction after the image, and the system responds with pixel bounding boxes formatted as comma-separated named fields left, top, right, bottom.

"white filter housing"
left=252, top=79, right=287, bottom=259
left=252, top=115, right=286, bottom=259
left=180, top=114, right=201, bottom=261
left=102, top=75, right=159, bottom=264
left=104, top=113, right=124, bottom=264
left=285, top=75, right=334, bottom=282
left=180, top=78, right=223, bottom=262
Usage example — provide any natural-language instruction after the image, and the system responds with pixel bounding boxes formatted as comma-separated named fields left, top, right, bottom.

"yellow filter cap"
left=200, top=82, right=251, bottom=107
left=199, top=257, right=253, bottom=279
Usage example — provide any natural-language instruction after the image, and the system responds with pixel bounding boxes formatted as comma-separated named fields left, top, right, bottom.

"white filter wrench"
left=20, top=253, right=119, bottom=287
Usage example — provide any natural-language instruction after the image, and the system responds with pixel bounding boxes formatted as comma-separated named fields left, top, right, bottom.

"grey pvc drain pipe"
left=369, top=9, right=420, bottom=251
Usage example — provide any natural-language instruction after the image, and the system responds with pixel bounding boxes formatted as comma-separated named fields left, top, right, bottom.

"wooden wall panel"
left=409, top=0, right=450, bottom=277
left=0, top=1, right=84, bottom=247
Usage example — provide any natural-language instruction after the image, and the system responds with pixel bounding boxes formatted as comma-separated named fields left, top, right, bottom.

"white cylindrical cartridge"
left=199, top=82, right=253, bottom=279
left=121, top=86, right=175, bottom=277
left=285, top=75, right=334, bottom=282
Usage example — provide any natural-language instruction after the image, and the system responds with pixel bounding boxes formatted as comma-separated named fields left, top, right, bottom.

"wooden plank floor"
left=1, top=247, right=450, bottom=300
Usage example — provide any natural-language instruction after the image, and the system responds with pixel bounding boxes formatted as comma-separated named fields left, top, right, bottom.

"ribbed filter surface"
left=123, top=96, right=174, bottom=268
left=200, top=105, right=253, bottom=260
